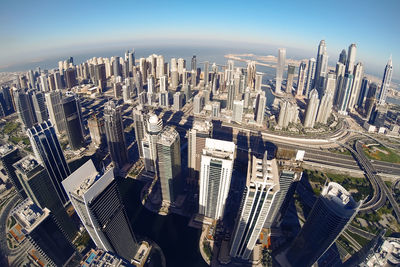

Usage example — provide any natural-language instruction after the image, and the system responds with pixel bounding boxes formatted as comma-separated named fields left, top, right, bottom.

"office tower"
left=314, top=40, right=327, bottom=88
left=13, top=88, right=36, bottom=129
left=95, top=63, right=107, bottom=90
left=183, top=83, right=192, bottom=102
left=243, top=88, right=251, bottom=109
left=203, top=89, right=211, bottom=105
left=316, top=92, right=334, bottom=124
left=0, top=145, right=26, bottom=198
left=304, top=89, right=320, bottom=128
left=88, top=113, right=104, bottom=147
left=285, top=64, right=295, bottom=94
left=255, top=91, right=266, bottom=125
left=232, top=100, right=244, bottom=123
left=113, top=56, right=121, bottom=77
left=12, top=199, right=76, bottom=266
left=27, top=70, right=36, bottom=89
left=338, top=73, right=354, bottom=115
left=39, top=74, right=49, bottom=92
left=296, top=62, right=307, bottom=96
left=171, top=68, right=179, bottom=90
left=346, top=43, right=357, bottom=74
left=212, top=101, right=221, bottom=118
left=334, top=62, right=346, bottom=106
left=255, top=73, right=263, bottom=91
left=159, top=91, right=169, bottom=108
left=47, top=73, right=56, bottom=91
left=227, top=80, right=235, bottom=110
left=193, top=94, right=204, bottom=114
left=191, top=55, right=197, bottom=71
left=160, top=75, right=168, bottom=93
left=45, top=90, right=67, bottom=134
left=27, top=121, right=71, bottom=205
left=156, top=126, right=182, bottom=204
left=188, top=120, right=213, bottom=184
left=304, top=58, right=316, bottom=97
left=133, top=108, right=146, bottom=158
left=278, top=182, right=361, bottom=267
left=65, top=68, right=77, bottom=89
left=364, top=83, right=378, bottom=118
left=204, top=61, right=210, bottom=86
left=30, top=90, right=48, bottom=124
left=377, top=56, right=393, bottom=105
left=173, top=91, right=183, bottom=111
left=348, top=62, right=364, bottom=112
left=230, top=153, right=287, bottom=260
left=156, top=55, right=165, bottom=78
left=357, top=77, right=369, bottom=109
left=0, top=85, right=14, bottom=116
left=226, top=60, right=235, bottom=83
left=122, top=85, right=131, bottom=103
left=316, top=52, right=329, bottom=95
left=142, top=114, right=163, bottom=173
left=177, top=58, right=186, bottom=77
left=54, top=71, right=62, bottom=89
left=104, top=100, right=128, bottom=171
left=199, top=138, right=235, bottom=219
left=62, top=160, right=138, bottom=261
left=275, top=48, right=286, bottom=94
left=13, top=155, right=77, bottom=238
left=278, top=101, right=299, bottom=128
left=62, top=93, right=85, bottom=150
left=339, top=49, right=347, bottom=65
left=368, top=105, right=387, bottom=128
left=247, top=61, right=256, bottom=89
left=324, top=72, right=337, bottom=96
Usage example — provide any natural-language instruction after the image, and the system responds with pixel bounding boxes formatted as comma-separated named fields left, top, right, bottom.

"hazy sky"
left=0, top=0, right=399, bottom=78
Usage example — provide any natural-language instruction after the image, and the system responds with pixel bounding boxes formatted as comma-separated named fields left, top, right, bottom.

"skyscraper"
left=88, top=113, right=104, bottom=147
left=275, top=48, right=286, bottom=94
left=191, top=55, right=197, bottom=71
left=357, top=77, right=369, bottom=109
left=193, top=94, right=204, bottom=114
left=339, top=49, right=347, bottom=65
left=12, top=199, right=76, bottom=266
left=338, top=73, right=354, bottom=115
left=30, top=90, right=49, bottom=123
left=27, top=121, right=71, bottom=205
left=62, top=160, right=138, bottom=261
left=296, top=61, right=307, bottom=96
left=254, top=91, right=266, bottom=125
left=348, top=62, right=364, bottom=112
left=277, top=182, right=361, bottom=267
left=173, top=91, right=183, bottom=111
left=314, top=40, right=327, bottom=89
left=157, top=126, right=182, bottom=204
left=142, top=114, right=163, bottom=173
left=199, top=138, right=235, bottom=219
left=230, top=152, right=280, bottom=260
left=13, top=155, right=77, bottom=238
left=188, top=120, right=213, bottom=185
left=364, top=83, right=378, bottom=118
left=334, top=62, right=346, bottom=106
left=204, top=61, right=210, bottom=86
left=346, top=44, right=357, bottom=74
left=227, top=80, right=235, bottom=110
left=286, top=64, right=295, bottom=94
left=0, top=145, right=26, bottom=199
left=64, top=68, right=77, bottom=89
left=13, top=88, right=36, bottom=129
left=104, top=100, right=128, bottom=171
left=377, top=56, right=393, bottom=105
left=133, top=108, right=146, bottom=158
left=45, top=90, right=67, bottom=134
left=304, top=58, right=316, bottom=97
left=277, top=101, right=298, bottom=128
left=316, top=92, right=334, bottom=124
left=232, top=100, right=244, bottom=123
left=62, top=92, right=85, bottom=150
left=304, top=89, right=320, bottom=128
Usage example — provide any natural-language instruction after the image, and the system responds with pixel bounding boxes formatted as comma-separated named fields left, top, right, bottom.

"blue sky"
left=0, top=0, right=399, bottom=78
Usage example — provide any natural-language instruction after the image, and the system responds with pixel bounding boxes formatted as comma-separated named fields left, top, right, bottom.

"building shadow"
left=161, top=110, right=173, bottom=123
left=212, top=121, right=233, bottom=142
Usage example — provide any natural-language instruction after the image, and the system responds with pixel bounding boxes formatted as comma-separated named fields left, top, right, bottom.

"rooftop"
left=192, top=120, right=212, bottom=133
left=13, top=156, right=41, bottom=176
left=0, top=145, right=15, bottom=156
left=12, top=199, right=49, bottom=234
left=321, top=182, right=359, bottom=217
left=203, top=138, right=235, bottom=160
left=158, top=126, right=179, bottom=145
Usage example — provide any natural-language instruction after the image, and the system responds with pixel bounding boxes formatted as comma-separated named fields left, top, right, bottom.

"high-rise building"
left=113, top=56, right=121, bottom=77
left=0, top=145, right=26, bottom=198
left=254, top=91, right=266, bottom=125
left=247, top=61, right=256, bottom=89
left=104, top=100, right=128, bottom=171
left=314, top=40, right=327, bottom=89
left=159, top=91, right=169, bottom=108
left=13, top=155, right=77, bottom=238
left=323, top=72, right=337, bottom=96
left=193, top=94, right=204, bottom=114
left=348, top=62, right=364, bottom=112
left=27, top=121, right=71, bottom=205
left=133, top=108, right=146, bottom=158
left=275, top=48, right=286, bottom=94
left=364, top=83, right=378, bottom=118
left=156, top=126, right=182, bottom=204
left=277, top=182, right=361, bottom=267
left=230, top=152, right=280, bottom=260
left=45, top=90, right=67, bottom=134
left=88, top=113, right=104, bottom=147
left=339, top=49, right=347, bottom=65
left=227, top=80, right=235, bottom=110
left=62, top=160, right=138, bottom=261
left=255, top=73, right=263, bottom=91
left=199, top=138, right=235, bottom=219
left=142, top=114, right=163, bottom=173
left=286, top=64, right=295, bottom=94
left=304, top=89, right=320, bottom=128
left=188, top=120, right=213, bottom=184
left=316, top=52, right=329, bottom=95
left=212, top=101, right=221, bottom=118
left=0, top=85, right=14, bottom=116
left=334, top=62, right=346, bottom=106
left=346, top=44, right=357, bottom=74
left=316, top=92, right=334, bottom=124
left=191, top=55, right=197, bottom=71
left=30, top=91, right=49, bottom=123
left=338, top=73, right=354, bottom=115
left=357, top=77, right=369, bottom=109
left=173, top=91, right=183, bottom=111
left=62, top=93, right=85, bottom=150
left=296, top=62, right=307, bottom=96
left=232, top=100, right=244, bottom=123
left=377, top=56, right=393, bottom=105
left=64, top=68, right=77, bottom=89
left=12, top=199, right=76, bottom=266
left=13, top=88, right=36, bottom=129
left=277, top=101, right=298, bottom=128
left=204, top=61, right=210, bottom=86
left=304, top=58, right=316, bottom=97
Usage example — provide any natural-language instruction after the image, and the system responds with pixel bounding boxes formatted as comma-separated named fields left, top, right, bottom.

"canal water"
left=118, top=178, right=208, bottom=267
